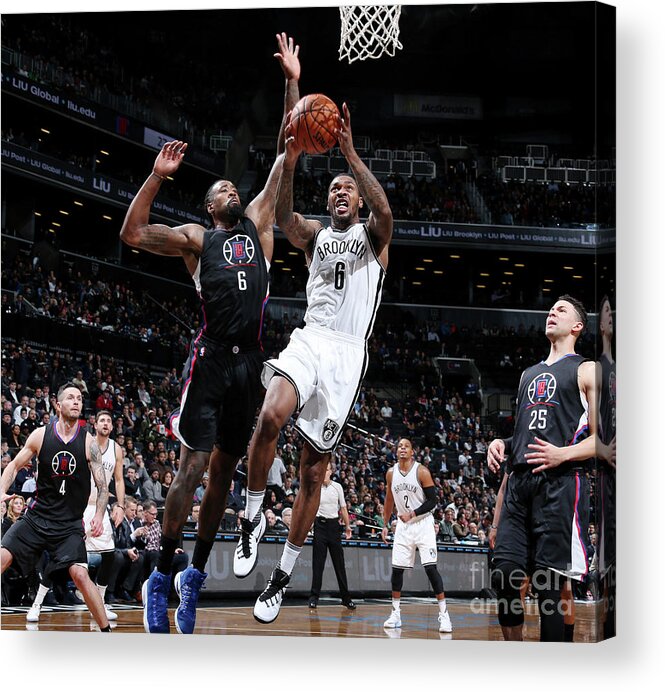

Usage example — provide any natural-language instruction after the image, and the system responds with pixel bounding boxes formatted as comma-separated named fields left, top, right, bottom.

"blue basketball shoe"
left=174, top=566, right=207, bottom=634
left=142, top=569, right=170, bottom=634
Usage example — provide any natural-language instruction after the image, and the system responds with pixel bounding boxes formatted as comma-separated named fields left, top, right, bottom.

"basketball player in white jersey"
left=381, top=438, right=452, bottom=633
left=26, top=410, right=125, bottom=622
left=247, top=102, right=393, bottom=623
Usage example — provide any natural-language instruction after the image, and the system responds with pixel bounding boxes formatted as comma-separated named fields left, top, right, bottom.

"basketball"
left=289, top=93, right=340, bottom=154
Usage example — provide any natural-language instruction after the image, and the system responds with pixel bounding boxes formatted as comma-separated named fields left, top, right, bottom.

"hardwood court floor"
left=0, top=597, right=604, bottom=642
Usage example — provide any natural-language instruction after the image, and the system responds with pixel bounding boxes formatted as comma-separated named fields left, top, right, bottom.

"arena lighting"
left=131, top=249, right=139, bottom=254
left=288, top=251, right=298, bottom=256
left=433, top=271, right=443, bottom=275
left=543, top=288, right=551, bottom=292
left=52, top=222, right=61, bottom=227
left=100, top=150, right=110, bottom=155
left=449, top=254, right=460, bottom=259
left=573, top=275, right=583, bottom=279
left=498, top=257, right=510, bottom=261
left=40, top=128, right=50, bottom=134
left=282, top=267, right=292, bottom=272
left=412, top=281, right=422, bottom=285
left=274, top=259, right=284, bottom=263
left=102, top=215, right=112, bottom=220
left=504, top=271, right=514, bottom=276
left=514, top=263, right=525, bottom=267
left=415, top=267, right=425, bottom=271
left=476, top=284, right=486, bottom=289
left=74, top=201, right=84, bottom=206
left=58, top=210, right=69, bottom=215
left=480, top=272, right=490, bottom=277
left=544, top=279, right=554, bottom=283
left=34, top=212, right=42, bottom=216
left=563, top=266, right=574, bottom=270
left=423, top=258, right=433, bottom=263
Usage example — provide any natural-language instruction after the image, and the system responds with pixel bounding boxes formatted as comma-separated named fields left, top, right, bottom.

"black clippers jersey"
left=599, top=353, right=616, bottom=444
left=194, top=217, right=269, bottom=346
left=30, top=421, right=90, bottom=524
left=510, top=354, right=590, bottom=473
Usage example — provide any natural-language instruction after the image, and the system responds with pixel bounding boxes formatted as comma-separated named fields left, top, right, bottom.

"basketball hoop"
left=338, top=5, right=403, bottom=64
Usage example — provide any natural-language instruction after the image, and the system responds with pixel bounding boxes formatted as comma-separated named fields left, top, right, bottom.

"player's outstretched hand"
left=336, top=102, right=355, bottom=158
left=525, top=436, right=566, bottom=473
left=487, top=438, right=505, bottom=474
left=274, top=32, right=300, bottom=81
left=153, top=140, right=187, bottom=179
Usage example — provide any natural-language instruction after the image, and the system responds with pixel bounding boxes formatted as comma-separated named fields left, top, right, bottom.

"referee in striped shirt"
left=308, top=460, right=356, bottom=610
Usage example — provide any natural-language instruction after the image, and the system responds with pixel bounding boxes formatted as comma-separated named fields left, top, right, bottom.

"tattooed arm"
left=119, top=140, right=204, bottom=259
left=336, top=102, right=393, bottom=269
left=88, top=435, right=109, bottom=538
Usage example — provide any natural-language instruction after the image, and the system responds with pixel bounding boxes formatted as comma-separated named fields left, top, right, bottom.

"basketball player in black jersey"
left=596, top=295, right=616, bottom=638
left=0, top=383, right=112, bottom=631
left=487, top=295, right=610, bottom=642
left=119, top=33, right=301, bottom=634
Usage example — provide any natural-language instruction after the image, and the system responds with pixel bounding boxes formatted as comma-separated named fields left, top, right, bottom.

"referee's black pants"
left=310, top=517, right=350, bottom=601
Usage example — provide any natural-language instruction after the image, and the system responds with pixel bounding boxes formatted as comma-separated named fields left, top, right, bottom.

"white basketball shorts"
left=392, top=514, right=438, bottom=568
left=83, top=504, right=115, bottom=552
left=262, top=325, right=367, bottom=453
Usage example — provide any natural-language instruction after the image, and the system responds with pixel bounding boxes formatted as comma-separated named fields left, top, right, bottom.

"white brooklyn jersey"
left=392, top=461, right=427, bottom=521
left=88, top=438, right=117, bottom=505
left=305, top=223, right=384, bottom=339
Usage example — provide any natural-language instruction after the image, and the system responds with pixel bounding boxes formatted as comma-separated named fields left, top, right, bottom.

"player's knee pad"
left=391, top=568, right=405, bottom=593
left=492, top=560, right=525, bottom=628
left=424, top=564, right=443, bottom=594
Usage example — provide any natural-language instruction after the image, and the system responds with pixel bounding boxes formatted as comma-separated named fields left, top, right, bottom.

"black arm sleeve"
left=502, top=436, right=513, bottom=455
left=413, top=485, right=437, bottom=517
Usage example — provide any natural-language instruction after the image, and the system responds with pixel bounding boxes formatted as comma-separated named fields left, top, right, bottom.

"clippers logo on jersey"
left=322, top=419, right=340, bottom=443
left=527, top=372, right=558, bottom=406
left=51, top=450, right=77, bottom=477
left=223, top=234, right=255, bottom=265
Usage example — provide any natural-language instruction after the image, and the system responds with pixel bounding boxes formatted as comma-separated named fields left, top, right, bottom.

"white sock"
left=33, top=584, right=50, bottom=607
left=97, top=584, right=107, bottom=601
left=392, top=597, right=401, bottom=612
left=277, top=541, right=302, bottom=576
left=438, top=598, right=448, bottom=614
left=246, top=489, right=265, bottom=523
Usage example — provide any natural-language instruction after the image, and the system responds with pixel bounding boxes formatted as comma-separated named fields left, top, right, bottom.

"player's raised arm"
left=274, top=128, right=322, bottom=254
left=119, top=140, right=204, bottom=257
left=0, top=428, right=44, bottom=501
left=274, top=32, right=301, bottom=154
left=246, top=33, right=302, bottom=262
left=88, top=435, right=109, bottom=538
left=336, top=102, right=393, bottom=265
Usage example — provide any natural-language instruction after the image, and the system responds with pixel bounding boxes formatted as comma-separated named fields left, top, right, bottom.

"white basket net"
left=338, top=5, right=403, bottom=64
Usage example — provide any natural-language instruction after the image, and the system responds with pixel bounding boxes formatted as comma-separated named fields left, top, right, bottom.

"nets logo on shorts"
left=322, top=419, right=340, bottom=443
left=51, top=450, right=77, bottom=477
left=223, top=234, right=255, bottom=265
left=527, top=372, right=557, bottom=404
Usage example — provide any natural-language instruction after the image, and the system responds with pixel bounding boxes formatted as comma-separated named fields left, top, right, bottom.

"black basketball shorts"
left=1, top=515, right=88, bottom=576
left=493, top=469, right=590, bottom=580
left=170, top=336, right=265, bottom=456
left=597, top=466, right=616, bottom=578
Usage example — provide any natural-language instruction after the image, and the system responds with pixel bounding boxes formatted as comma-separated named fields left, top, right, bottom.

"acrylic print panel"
left=0, top=0, right=615, bottom=646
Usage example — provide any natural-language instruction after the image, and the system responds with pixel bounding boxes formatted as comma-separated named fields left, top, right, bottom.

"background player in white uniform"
left=381, top=438, right=452, bottom=633
left=247, top=102, right=393, bottom=623
left=25, top=410, right=125, bottom=622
